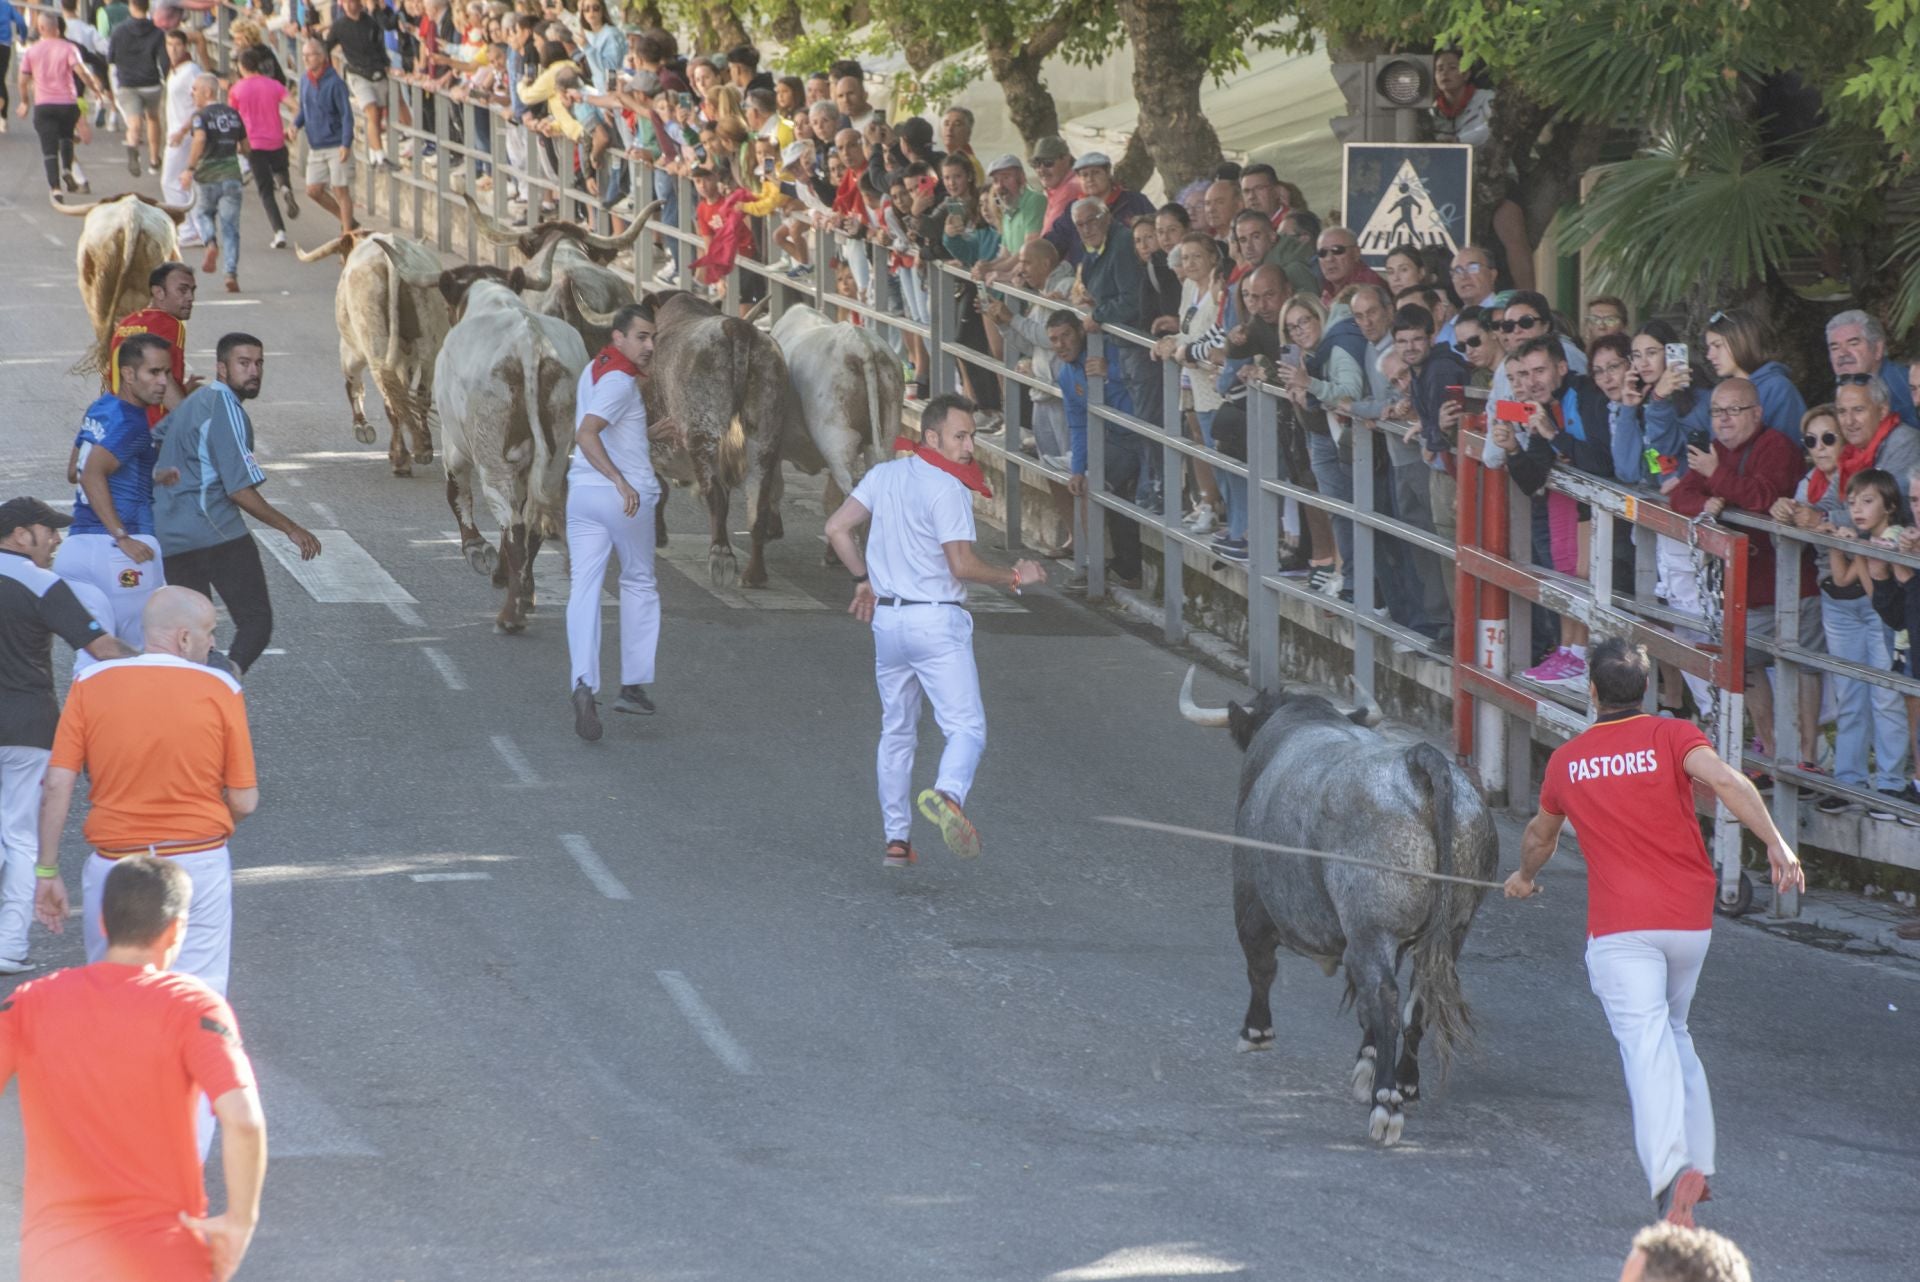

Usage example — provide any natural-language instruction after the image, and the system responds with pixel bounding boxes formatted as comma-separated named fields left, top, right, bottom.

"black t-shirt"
left=325, top=12, right=392, bottom=81
left=0, top=551, right=105, bottom=750
left=107, top=16, right=167, bottom=88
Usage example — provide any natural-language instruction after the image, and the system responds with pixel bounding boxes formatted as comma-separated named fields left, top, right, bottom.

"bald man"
left=37, top=585, right=259, bottom=1013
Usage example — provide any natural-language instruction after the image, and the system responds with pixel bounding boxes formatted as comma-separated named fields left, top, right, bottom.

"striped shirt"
left=152, top=383, right=267, bottom=556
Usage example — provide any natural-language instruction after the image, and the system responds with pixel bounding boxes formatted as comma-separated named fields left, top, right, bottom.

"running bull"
left=49, top=192, right=187, bottom=376
left=1177, top=668, right=1498, bottom=1145
left=432, top=275, right=585, bottom=633
left=771, top=303, right=905, bottom=551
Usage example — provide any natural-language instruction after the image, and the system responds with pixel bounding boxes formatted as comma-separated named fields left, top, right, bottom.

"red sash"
left=892, top=436, right=993, bottom=498
left=590, top=344, right=640, bottom=384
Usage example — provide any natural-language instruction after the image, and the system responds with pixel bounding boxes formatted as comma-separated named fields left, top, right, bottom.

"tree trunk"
left=888, top=17, right=946, bottom=76
left=1116, top=0, right=1222, bottom=194
left=1114, top=130, right=1153, bottom=195
left=631, top=2, right=664, bottom=29
left=982, top=36, right=1059, bottom=146
left=846, top=1, right=870, bottom=28
left=702, top=3, right=751, bottom=51
left=768, top=1, right=804, bottom=43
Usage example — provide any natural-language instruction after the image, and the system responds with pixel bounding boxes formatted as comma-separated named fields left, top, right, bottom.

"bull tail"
left=717, top=416, right=749, bottom=492
left=863, top=342, right=889, bottom=460
left=1405, top=741, right=1473, bottom=1071
left=377, top=239, right=405, bottom=370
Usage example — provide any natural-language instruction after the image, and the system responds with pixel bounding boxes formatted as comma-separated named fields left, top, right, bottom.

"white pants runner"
left=83, top=844, right=233, bottom=1159
left=53, top=532, right=165, bottom=649
left=566, top=482, right=660, bottom=693
left=63, top=576, right=113, bottom=674
left=0, top=747, right=51, bottom=963
left=161, top=138, right=193, bottom=209
left=873, top=603, right=984, bottom=841
left=1586, top=928, right=1716, bottom=1198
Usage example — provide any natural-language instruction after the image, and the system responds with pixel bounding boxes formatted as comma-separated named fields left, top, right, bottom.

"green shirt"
left=998, top=185, right=1047, bottom=256
left=97, top=2, right=131, bottom=35
left=191, top=103, right=246, bottom=184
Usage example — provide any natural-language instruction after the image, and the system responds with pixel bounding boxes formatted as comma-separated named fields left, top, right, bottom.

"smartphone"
left=678, top=92, right=694, bottom=109
left=1279, top=343, right=1302, bottom=368
left=1493, top=399, right=1533, bottom=424
left=1686, top=427, right=1713, bottom=453
left=944, top=199, right=965, bottom=217
left=1445, top=384, right=1466, bottom=411
left=1665, top=342, right=1688, bottom=368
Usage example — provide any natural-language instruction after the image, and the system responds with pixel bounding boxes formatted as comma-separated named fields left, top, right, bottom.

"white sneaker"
left=271, top=230, right=288, bottom=249
left=652, top=261, right=680, bottom=285
left=1040, top=453, right=1072, bottom=472
left=1318, top=569, right=1346, bottom=598
left=1184, top=502, right=1218, bottom=535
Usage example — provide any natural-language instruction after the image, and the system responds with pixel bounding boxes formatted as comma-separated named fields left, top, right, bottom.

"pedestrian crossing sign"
left=1341, top=143, right=1473, bottom=266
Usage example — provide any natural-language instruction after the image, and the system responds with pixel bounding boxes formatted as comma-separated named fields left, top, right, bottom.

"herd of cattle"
left=59, top=190, right=904, bottom=630
left=53, top=191, right=1504, bottom=1147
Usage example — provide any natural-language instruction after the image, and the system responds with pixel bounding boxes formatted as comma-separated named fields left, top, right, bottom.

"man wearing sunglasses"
left=1485, top=290, right=1587, bottom=413
left=1314, top=227, right=1380, bottom=306
left=1826, top=310, right=1916, bottom=428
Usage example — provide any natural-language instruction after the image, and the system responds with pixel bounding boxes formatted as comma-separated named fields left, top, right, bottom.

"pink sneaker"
left=1551, top=652, right=1589, bottom=690
left=1523, top=649, right=1574, bottom=682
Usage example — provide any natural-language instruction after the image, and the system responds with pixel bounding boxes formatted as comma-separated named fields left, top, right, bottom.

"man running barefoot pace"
left=824, top=395, right=1047, bottom=867
left=1505, top=635, right=1804, bottom=1229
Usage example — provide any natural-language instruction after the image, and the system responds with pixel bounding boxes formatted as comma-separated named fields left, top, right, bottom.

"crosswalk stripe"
left=654, top=542, right=826, bottom=611
left=259, top=529, right=418, bottom=604
left=250, top=1056, right=380, bottom=1158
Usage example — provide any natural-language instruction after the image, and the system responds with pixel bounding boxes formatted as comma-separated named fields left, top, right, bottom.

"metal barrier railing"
left=181, top=10, right=1917, bottom=901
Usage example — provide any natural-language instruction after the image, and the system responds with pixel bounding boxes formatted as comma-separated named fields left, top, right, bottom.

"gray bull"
left=1178, top=668, right=1498, bottom=1146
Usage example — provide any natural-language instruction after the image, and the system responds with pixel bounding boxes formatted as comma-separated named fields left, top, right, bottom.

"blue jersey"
left=72, top=394, right=159, bottom=536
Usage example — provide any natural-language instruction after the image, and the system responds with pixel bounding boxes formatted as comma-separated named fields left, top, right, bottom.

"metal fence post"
left=1247, top=387, right=1281, bottom=691
left=1159, top=354, right=1183, bottom=644
left=432, top=89, right=452, bottom=253
left=1770, top=552, right=1803, bottom=918
left=213, top=4, right=230, bottom=77
left=1351, top=423, right=1378, bottom=702
left=1086, top=332, right=1108, bottom=600
left=929, top=263, right=955, bottom=398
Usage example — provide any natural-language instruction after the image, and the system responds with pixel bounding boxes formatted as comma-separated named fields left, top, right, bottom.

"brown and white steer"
left=48, top=192, right=186, bottom=376
left=432, top=275, right=585, bottom=633
left=770, top=304, right=906, bottom=546
left=297, top=231, right=467, bottom=477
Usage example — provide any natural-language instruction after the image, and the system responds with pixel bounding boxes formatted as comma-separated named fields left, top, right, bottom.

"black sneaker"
left=1868, top=789, right=1907, bottom=822
left=1213, top=538, right=1249, bottom=564
left=613, top=684, right=655, bottom=715
left=1816, top=793, right=1855, bottom=815
left=572, top=682, right=603, bottom=741
left=127, top=145, right=141, bottom=177
left=1307, top=565, right=1335, bottom=594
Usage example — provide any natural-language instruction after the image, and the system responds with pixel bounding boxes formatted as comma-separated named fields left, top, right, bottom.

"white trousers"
left=0, top=747, right=50, bottom=963
left=53, top=532, right=164, bottom=649
left=83, top=845, right=233, bottom=1160
left=63, top=577, right=112, bottom=675
left=566, top=482, right=660, bottom=692
left=1586, top=928, right=1716, bottom=1197
left=874, top=604, right=984, bottom=841
left=161, top=138, right=193, bottom=209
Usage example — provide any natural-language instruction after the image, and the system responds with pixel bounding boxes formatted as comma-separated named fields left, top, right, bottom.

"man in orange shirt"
left=0, top=854, right=267, bottom=1282
left=34, top=585, right=256, bottom=1002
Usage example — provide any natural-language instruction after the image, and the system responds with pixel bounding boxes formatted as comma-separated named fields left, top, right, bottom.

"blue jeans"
left=1821, top=591, right=1908, bottom=790
left=1198, top=408, right=1247, bottom=541
left=1305, top=430, right=1353, bottom=569
left=193, top=177, right=244, bottom=276
left=652, top=169, right=680, bottom=269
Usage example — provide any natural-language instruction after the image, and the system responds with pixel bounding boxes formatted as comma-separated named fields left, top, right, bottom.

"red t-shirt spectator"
left=108, top=309, right=187, bottom=428
left=0, top=963, right=256, bottom=1281
left=1538, top=713, right=1717, bottom=937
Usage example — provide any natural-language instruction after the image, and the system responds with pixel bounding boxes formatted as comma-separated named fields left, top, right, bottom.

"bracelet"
left=33, top=864, right=58, bottom=880
left=851, top=572, right=868, bottom=583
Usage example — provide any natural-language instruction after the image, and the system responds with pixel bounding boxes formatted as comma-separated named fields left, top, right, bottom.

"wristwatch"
left=851, top=573, right=869, bottom=583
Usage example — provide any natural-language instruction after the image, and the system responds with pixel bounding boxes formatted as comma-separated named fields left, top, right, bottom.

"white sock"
left=1569, top=644, right=1587, bottom=660
left=371, top=149, right=385, bottom=164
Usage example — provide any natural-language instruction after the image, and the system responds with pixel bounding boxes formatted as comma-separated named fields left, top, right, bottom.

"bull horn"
left=573, top=295, right=624, bottom=329
left=1348, top=677, right=1384, bottom=728
left=574, top=200, right=659, bottom=253
left=48, top=193, right=103, bottom=217
left=1177, top=666, right=1232, bottom=728
left=296, top=234, right=359, bottom=263
left=461, top=191, right=526, bottom=247
left=743, top=295, right=770, bottom=324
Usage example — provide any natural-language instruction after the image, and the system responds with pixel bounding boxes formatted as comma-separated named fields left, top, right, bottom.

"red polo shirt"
left=108, top=309, right=186, bottom=428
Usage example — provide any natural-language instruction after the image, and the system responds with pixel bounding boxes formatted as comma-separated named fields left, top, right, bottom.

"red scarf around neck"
left=893, top=436, right=993, bottom=498
left=1434, top=85, right=1476, bottom=119
left=1833, top=411, right=1900, bottom=499
left=590, top=344, right=641, bottom=384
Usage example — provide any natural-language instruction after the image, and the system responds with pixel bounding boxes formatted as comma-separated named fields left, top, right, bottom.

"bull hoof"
left=352, top=423, right=377, bottom=445
left=392, top=462, right=413, bottom=478
left=708, top=551, right=738, bottom=588
left=1350, top=1048, right=1377, bottom=1103
left=1237, top=1028, right=1274, bottom=1053
left=413, top=448, right=435, bottom=465
left=463, top=542, right=498, bottom=577
left=493, top=618, right=526, bottom=635
left=1369, top=1090, right=1407, bottom=1146
left=741, top=567, right=769, bottom=589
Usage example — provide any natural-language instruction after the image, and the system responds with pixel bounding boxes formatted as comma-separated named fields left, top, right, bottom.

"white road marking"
left=560, top=833, right=632, bottom=901
left=385, top=600, right=425, bottom=626
left=259, top=529, right=418, bottom=603
left=261, top=648, right=287, bottom=655
left=41, top=232, right=61, bottom=248
left=490, top=734, right=541, bottom=786
left=249, top=1058, right=380, bottom=1158
left=655, top=541, right=825, bottom=611
left=0, top=357, right=61, bottom=367
left=409, top=871, right=492, bottom=882
left=419, top=646, right=467, bottom=690
left=194, top=298, right=262, bottom=307
left=655, top=971, right=754, bottom=1074
left=965, top=587, right=1028, bottom=614
left=309, top=501, right=339, bottom=526
left=284, top=476, right=305, bottom=487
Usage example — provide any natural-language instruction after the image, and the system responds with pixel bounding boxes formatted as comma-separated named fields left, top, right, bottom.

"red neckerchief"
left=1836, top=411, right=1900, bottom=498
left=1805, top=466, right=1838, bottom=506
left=590, top=344, right=640, bottom=384
left=892, top=436, right=993, bottom=498
left=1434, top=85, right=1476, bottom=119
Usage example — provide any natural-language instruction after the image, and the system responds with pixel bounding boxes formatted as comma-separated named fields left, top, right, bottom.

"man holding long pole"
left=1504, top=635, right=1803, bottom=1229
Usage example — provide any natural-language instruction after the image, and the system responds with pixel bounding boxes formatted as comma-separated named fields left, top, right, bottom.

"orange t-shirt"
left=48, top=655, right=256, bottom=850
left=108, top=309, right=186, bottom=429
left=0, top=962, right=255, bottom=1282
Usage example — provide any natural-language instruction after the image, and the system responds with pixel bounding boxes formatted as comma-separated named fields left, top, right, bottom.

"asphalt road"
left=0, top=138, right=1916, bottom=1282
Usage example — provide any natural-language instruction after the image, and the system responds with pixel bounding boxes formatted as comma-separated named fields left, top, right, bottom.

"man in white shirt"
left=824, top=396, right=1048, bottom=867
left=567, top=302, right=683, bottom=742
left=159, top=26, right=203, bottom=217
